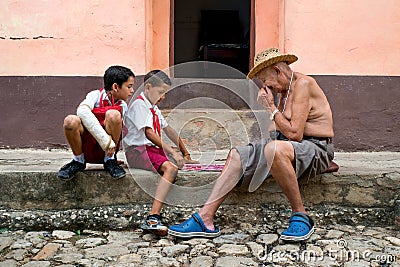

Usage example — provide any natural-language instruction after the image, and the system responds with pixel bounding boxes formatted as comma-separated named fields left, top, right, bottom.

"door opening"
left=173, top=0, right=251, bottom=77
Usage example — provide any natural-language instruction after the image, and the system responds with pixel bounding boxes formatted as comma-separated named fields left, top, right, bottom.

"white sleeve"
left=79, top=90, right=100, bottom=109
left=132, top=100, right=153, bottom=130
left=77, top=104, right=115, bottom=151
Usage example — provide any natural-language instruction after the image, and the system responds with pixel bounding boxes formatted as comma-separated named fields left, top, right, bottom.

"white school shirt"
left=123, top=92, right=168, bottom=147
left=79, top=88, right=127, bottom=117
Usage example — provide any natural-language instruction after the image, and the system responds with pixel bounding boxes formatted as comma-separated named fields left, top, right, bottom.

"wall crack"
left=1, top=36, right=64, bottom=40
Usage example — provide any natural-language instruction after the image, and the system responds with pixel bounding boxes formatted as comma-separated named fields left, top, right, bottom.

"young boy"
left=58, top=65, right=135, bottom=180
left=124, top=70, right=198, bottom=236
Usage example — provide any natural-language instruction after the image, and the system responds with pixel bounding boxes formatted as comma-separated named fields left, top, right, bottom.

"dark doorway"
left=174, top=0, right=251, bottom=76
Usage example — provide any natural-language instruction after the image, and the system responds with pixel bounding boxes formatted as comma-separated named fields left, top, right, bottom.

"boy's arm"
left=163, top=125, right=199, bottom=163
left=144, top=127, right=184, bottom=168
left=77, top=98, right=115, bottom=155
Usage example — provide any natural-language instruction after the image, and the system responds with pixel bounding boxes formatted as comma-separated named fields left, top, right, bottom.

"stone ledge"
left=0, top=168, right=399, bottom=210
left=0, top=150, right=399, bottom=229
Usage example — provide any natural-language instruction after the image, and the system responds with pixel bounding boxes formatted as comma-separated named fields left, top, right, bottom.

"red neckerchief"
left=99, top=88, right=121, bottom=107
left=137, top=95, right=161, bottom=136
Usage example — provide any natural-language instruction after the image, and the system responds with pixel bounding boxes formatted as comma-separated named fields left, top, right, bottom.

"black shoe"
left=104, top=159, right=126, bottom=179
left=57, top=160, right=86, bottom=181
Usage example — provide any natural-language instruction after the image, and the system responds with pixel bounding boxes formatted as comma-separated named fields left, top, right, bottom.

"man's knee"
left=264, top=141, right=293, bottom=165
left=63, top=115, right=81, bottom=131
left=105, top=110, right=122, bottom=125
left=227, top=148, right=242, bottom=172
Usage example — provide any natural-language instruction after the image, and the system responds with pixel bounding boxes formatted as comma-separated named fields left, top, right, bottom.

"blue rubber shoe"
left=280, top=212, right=315, bottom=242
left=168, top=213, right=221, bottom=238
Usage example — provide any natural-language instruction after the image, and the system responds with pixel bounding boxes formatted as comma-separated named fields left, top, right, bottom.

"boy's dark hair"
left=104, top=65, right=135, bottom=91
left=144, top=70, right=171, bottom=87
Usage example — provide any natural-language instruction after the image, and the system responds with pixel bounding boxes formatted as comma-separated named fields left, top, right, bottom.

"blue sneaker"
left=280, top=212, right=315, bottom=242
left=168, top=213, right=221, bottom=238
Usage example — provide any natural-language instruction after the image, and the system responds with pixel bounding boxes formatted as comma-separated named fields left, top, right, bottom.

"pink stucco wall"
left=0, top=0, right=146, bottom=76
left=254, top=0, right=280, bottom=54
left=2, top=0, right=399, bottom=76
left=282, top=0, right=400, bottom=75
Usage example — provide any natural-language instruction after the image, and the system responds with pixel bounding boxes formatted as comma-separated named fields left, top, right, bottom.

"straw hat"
left=247, top=48, right=298, bottom=79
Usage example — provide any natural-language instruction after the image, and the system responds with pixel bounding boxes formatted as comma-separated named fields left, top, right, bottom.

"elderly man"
left=168, top=48, right=334, bottom=242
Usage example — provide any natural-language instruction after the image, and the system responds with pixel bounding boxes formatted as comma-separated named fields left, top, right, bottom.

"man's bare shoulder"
left=295, top=73, right=317, bottom=87
left=292, top=74, right=317, bottom=97
left=295, top=73, right=325, bottom=96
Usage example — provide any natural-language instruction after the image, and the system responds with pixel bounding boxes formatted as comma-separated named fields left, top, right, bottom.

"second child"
left=124, top=70, right=198, bottom=236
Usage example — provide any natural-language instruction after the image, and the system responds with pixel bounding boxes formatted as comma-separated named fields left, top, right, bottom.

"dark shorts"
left=235, top=133, right=334, bottom=192
left=81, top=127, right=121, bottom=164
left=125, top=145, right=169, bottom=173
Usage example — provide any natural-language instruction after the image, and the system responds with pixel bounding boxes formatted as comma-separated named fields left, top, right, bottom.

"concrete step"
left=0, top=149, right=399, bottom=230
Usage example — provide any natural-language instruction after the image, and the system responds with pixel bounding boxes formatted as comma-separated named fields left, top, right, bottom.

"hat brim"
left=247, top=54, right=298, bottom=79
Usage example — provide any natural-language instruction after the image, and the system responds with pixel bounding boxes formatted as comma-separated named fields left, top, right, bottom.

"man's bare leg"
left=198, top=149, right=243, bottom=230
left=265, top=141, right=306, bottom=213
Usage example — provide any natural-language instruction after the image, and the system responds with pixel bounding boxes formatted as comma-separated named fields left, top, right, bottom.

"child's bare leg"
left=63, top=115, right=84, bottom=155
left=58, top=115, right=86, bottom=180
left=103, top=109, right=126, bottom=178
left=104, top=110, right=122, bottom=144
left=150, top=161, right=178, bottom=215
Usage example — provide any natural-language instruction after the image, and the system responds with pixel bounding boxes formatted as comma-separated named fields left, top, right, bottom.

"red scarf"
left=99, top=88, right=121, bottom=107
left=137, top=95, right=161, bottom=136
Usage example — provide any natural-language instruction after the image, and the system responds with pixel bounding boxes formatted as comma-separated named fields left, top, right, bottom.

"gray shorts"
left=235, top=137, right=334, bottom=192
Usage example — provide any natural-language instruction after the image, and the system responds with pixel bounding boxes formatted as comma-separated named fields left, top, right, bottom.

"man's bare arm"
left=259, top=78, right=311, bottom=141
left=274, top=78, right=310, bottom=141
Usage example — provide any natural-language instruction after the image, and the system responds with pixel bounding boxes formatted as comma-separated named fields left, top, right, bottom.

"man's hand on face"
left=257, top=87, right=275, bottom=112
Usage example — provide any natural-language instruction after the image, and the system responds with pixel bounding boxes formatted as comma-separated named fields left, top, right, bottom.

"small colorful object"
left=182, top=164, right=225, bottom=171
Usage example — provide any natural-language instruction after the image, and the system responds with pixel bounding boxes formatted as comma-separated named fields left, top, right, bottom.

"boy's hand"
left=184, top=154, right=199, bottom=164
left=171, top=151, right=184, bottom=169
left=106, top=147, right=116, bottom=157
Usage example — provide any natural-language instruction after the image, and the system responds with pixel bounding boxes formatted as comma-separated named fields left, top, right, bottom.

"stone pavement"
left=0, top=221, right=399, bottom=266
left=0, top=149, right=399, bottom=266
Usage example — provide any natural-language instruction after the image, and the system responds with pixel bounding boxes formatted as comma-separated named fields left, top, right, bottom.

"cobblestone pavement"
left=1, top=217, right=399, bottom=267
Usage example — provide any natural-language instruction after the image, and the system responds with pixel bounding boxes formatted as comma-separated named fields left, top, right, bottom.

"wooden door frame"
left=151, top=0, right=282, bottom=70
left=168, top=0, right=256, bottom=70
left=169, top=0, right=175, bottom=67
